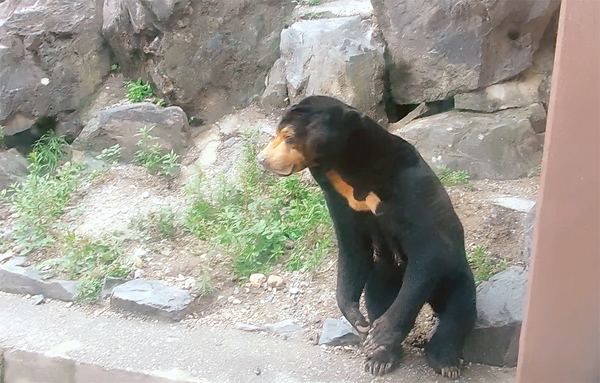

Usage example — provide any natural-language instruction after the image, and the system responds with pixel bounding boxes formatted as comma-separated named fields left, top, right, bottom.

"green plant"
left=436, top=166, right=471, bottom=186
left=467, top=246, right=510, bottom=285
left=184, top=138, right=334, bottom=279
left=0, top=125, right=5, bottom=147
left=131, top=207, right=177, bottom=240
left=293, top=0, right=320, bottom=5
left=95, top=144, right=122, bottom=164
left=41, top=234, right=132, bottom=302
left=133, top=127, right=181, bottom=175
left=197, top=269, right=216, bottom=296
left=1, top=162, right=83, bottom=249
left=110, top=63, right=120, bottom=72
left=29, top=133, right=68, bottom=175
left=125, top=79, right=156, bottom=103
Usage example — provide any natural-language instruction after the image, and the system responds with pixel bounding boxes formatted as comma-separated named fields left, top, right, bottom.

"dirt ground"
left=0, top=161, right=538, bottom=356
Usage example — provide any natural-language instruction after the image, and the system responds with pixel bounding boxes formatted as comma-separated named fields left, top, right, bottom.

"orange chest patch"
left=325, top=171, right=380, bottom=214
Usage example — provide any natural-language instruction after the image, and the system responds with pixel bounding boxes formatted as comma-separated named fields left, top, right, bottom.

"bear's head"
left=257, top=96, right=364, bottom=176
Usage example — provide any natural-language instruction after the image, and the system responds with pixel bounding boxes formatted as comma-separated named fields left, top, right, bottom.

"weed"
left=125, top=79, right=156, bottom=103
left=29, top=133, right=68, bottom=175
left=95, top=144, right=122, bottom=165
left=436, top=166, right=471, bottom=187
left=1, top=162, right=83, bottom=249
left=0, top=125, right=4, bottom=147
left=293, top=0, right=320, bottom=5
left=41, top=234, right=132, bottom=302
left=125, top=79, right=167, bottom=106
left=110, top=63, right=120, bottom=72
left=531, top=164, right=542, bottom=177
left=197, top=269, right=216, bottom=296
left=131, top=207, right=177, bottom=240
left=133, top=126, right=181, bottom=175
left=467, top=246, right=510, bottom=285
left=184, top=138, right=334, bottom=279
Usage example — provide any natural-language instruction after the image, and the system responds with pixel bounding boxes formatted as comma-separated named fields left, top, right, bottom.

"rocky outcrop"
left=72, top=103, right=190, bottom=161
left=277, top=16, right=385, bottom=121
left=0, top=0, right=110, bottom=140
left=103, top=0, right=292, bottom=124
left=394, top=104, right=546, bottom=180
left=372, top=0, right=560, bottom=104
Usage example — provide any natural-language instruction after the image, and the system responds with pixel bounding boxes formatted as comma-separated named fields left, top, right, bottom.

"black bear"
left=257, top=96, right=476, bottom=379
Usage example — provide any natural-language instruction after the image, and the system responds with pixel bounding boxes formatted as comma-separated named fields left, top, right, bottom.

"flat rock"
left=0, top=263, right=76, bottom=302
left=464, top=266, right=528, bottom=367
left=395, top=105, right=545, bottom=180
left=319, top=318, right=360, bottom=346
left=263, top=319, right=302, bottom=334
left=72, top=103, right=189, bottom=161
left=110, top=280, right=192, bottom=321
left=234, top=323, right=264, bottom=332
left=101, top=277, right=127, bottom=300
left=493, top=197, right=537, bottom=213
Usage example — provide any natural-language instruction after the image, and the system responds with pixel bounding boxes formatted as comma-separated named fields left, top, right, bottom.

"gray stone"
left=522, top=203, right=537, bottom=266
left=101, top=277, right=127, bottom=300
left=260, top=58, right=288, bottom=112
left=0, top=148, right=29, bottom=191
left=292, top=0, right=373, bottom=20
left=234, top=322, right=264, bottom=332
left=280, top=16, right=385, bottom=121
left=103, top=0, right=291, bottom=124
left=110, top=280, right=192, bottom=321
left=395, top=105, right=545, bottom=180
left=0, top=263, right=77, bottom=301
left=493, top=197, right=537, bottom=213
left=32, top=294, right=45, bottom=305
left=319, top=318, right=360, bottom=346
left=0, top=0, right=110, bottom=138
left=263, top=319, right=302, bottom=334
left=464, top=266, right=528, bottom=367
left=72, top=103, right=189, bottom=162
left=371, top=0, right=560, bottom=104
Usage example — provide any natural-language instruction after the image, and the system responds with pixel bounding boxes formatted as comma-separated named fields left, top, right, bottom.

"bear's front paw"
left=363, top=317, right=401, bottom=352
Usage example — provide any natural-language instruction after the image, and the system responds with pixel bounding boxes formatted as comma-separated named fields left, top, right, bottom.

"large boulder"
left=0, top=0, right=110, bottom=140
left=394, top=104, right=546, bottom=180
left=371, top=0, right=561, bottom=104
left=278, top=16, right=385, bottom=121
left=72, top=103, right=190, bottom=161
left=103, top=0, right=292, bottom=124
left=464, top=266, right=528, bottom=367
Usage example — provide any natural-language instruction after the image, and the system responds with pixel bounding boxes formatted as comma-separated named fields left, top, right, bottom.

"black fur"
left=280, top=96, right=476, bottom=376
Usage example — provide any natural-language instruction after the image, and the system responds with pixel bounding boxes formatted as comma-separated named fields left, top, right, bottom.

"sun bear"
left=257, top=96, right=476, bottom=378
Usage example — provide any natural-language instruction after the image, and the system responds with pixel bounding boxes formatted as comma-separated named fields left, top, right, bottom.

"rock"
left=110, top=280, right=192, bottom=321
left=249, top=273, right=267, bottom=288
left=263, top=319, right=302, bottom=334
left=234, top=322, right=263, bottom=332
left=280, top=16, right=386, bottom=121
left=0, top=0, right=110, bottom=139
left=101, top=277, right=127, bottom=300
left=266, top=275, right=283, bottom=288
left=72, top=103, right=189, bottom=161
left=522, top=203, right=537, bottom=266
left=0, top=149, right=30, bottom=192
left=288, top=287, right=301, bottom=295
left=292, top=0, right=373, bottom=20
left=133, top=269, right=144, bottom=279
left=464, top=267, right=528, bottom=367
left=0, top=263, right=77, bottom=301
left=493, top=197, right=536, bottom=213
left=32, top=295, right=45, bottom=305
left=318, top=318, right=360, bottom=346
left=372, top=0, right=560, bottom=104
left=260, top=59, right=288, bottom=112
left=0, top=251, right=14, bottom=263
left=103, top=0, right=291, bottom=124
left=395, top=105, right=545, bottom=180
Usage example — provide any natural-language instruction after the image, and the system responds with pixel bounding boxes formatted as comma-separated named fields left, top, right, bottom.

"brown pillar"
left=516, top=0, right=600, bottom=382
